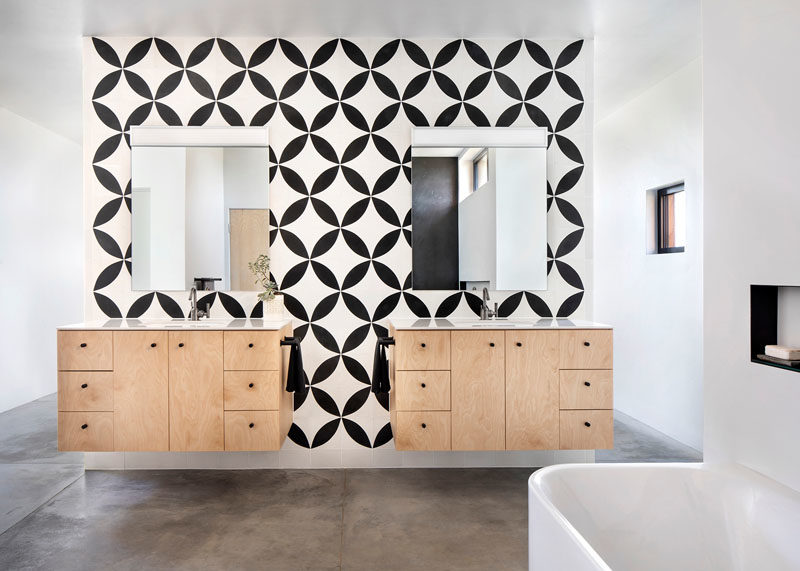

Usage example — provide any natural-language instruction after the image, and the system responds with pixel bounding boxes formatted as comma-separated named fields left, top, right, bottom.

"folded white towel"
left=765, top=345, right=800, bottom=360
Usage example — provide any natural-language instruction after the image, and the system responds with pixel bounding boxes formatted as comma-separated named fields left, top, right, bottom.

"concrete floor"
left=0, top=394, right=700, bottom=570
left=596, top=410, right=702, bottom=463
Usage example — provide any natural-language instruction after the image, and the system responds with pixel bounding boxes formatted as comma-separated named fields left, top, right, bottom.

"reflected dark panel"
left=411, top=157, right=459, bottom=290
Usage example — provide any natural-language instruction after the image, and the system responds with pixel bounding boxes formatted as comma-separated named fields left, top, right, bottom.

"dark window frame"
left=472, top=149, right=489, bottom=192
left=657, top=183, right=686, bottom=254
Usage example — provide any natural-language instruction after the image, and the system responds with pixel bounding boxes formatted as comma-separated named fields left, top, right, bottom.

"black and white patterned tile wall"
left=83, top=37, right=591, bottom=465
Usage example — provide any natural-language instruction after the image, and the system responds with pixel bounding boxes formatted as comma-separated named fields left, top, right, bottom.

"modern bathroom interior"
left=1, top=0, right=798, bottom=569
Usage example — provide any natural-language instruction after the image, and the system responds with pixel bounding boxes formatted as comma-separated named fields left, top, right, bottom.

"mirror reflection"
left=130, top=146, right=268, bottom=291
left=411, top=145, right=547, bottom=291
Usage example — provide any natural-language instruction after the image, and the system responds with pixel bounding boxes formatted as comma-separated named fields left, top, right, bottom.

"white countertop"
left=57, top=318, right=292, bottom=331
left=388, top=317, right=612, bottom=330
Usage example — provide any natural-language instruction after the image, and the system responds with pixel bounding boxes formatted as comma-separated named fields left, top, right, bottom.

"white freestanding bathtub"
left=529, top=463, right=800, bottom=570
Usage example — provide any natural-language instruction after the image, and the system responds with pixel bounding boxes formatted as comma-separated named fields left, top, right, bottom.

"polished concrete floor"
left=596, top=410, right=702, bottom=463
left=0, top=395, right=700, bottom=570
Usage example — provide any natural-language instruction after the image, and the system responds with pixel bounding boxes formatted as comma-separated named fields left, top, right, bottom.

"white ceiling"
left=0, top=0, right=700, bottom=143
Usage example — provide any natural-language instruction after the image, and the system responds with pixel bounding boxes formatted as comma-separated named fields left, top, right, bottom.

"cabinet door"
left=169, top=331, right=224, bottom=451
left=113, top=331, right=169, bottom=451
left=505, top=331, right=559, bottom=449
left=451, top=331, right=505, bottom=450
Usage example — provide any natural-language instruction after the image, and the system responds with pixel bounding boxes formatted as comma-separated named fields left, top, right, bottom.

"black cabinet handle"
left=584, top=341, right=591, bottom=347
left=151, top=343, right=157, bottom=348
left=81, top=424, right=88, bottom=430
left=421, top=383, right=426, bottom=388
left=81, top=383, right=88, bottom=389
left=178, top=343, right=184, bottom=348
left=80, top=343, right=87, bottom=348
left=248, top=343, right=254, bottom=348
left=249, top=423, right=255, bottom=428
left=489, top=342, right=495, bottom=347
left=584, top=421, right=591, bottom=427
left=420, top=343, right=426, bottom=348
left=516, top=342, right=522, bottom=347
left=248, top=383, right=254, bottom=388
left=421, top=423, right=427, bottom=429
left=584, top=381, right=591, bottom=387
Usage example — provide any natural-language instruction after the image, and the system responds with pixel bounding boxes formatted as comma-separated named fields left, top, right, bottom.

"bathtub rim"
left=528, top=462, right=707, bottom=571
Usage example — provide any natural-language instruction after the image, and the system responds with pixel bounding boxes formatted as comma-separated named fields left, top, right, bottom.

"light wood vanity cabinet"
left=451, top=331, right=505, bottom=450
left=389, top=326, right=613, bottom=452
left=57, top=324, right=293, bottom=453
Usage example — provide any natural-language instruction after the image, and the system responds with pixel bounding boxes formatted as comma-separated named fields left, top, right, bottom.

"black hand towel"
left=371, top=338, right=391, bottom=395
left=283, top=337, right=308, bottom=397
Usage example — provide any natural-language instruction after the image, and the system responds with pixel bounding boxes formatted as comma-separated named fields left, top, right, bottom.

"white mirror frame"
left=129, top=126, right=268, bottom=148
left=411, top=126, right=547, bottom=149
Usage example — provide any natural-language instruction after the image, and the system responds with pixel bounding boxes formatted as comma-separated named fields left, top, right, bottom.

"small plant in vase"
left=248, top=254, right=283, bottom=316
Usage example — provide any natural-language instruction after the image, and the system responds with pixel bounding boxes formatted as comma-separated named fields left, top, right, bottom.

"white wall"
left=459, top=151, right=496, bottom=287
left=185, top=147, right=225, bottom=289
left=703, top=0, right=800, bottom=490
left=594, top=59, right=703, bottom=450
left=0, top=107, right=82, bottom=412
left=131, top=146, right=186, bottom=290
left=495, top=147, right=547, bottom=291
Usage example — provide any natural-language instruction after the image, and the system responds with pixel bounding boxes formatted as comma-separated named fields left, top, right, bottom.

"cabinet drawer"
left=559, top=410, right=614, bottom=450
left=58, top=411, right=113, bottom=451
left=394, top=331, right=450, bottom=370
left=58, top=372, right=113, bottom=411
left=223, top=331, right=280, bottom=370
left=57, top=331, right=113, bottom=371
left=393, top=371, right=450, bottom=411
left=224, top=411, right=281, bottom=451
left=560, top=370, right=613, bottom=410
left=559, top=330, right=613, bottom=369
left=224, top=371, right=281, bottom=410
left=394, top=411, right=451, bottom=451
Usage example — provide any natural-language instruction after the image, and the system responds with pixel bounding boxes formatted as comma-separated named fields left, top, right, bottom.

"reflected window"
left=473, top=150, right=488, bottom=191
left=657, top=183, right=686, bottom=253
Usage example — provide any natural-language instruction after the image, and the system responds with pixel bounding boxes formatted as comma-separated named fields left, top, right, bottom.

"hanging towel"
left=282, top=337, right=308, bottom=397
left=372, top=337, right=393, bottom=395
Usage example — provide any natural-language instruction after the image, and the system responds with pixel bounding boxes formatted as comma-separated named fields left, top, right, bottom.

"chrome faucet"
left=188, top=287, right=209, bottom=321
left=480, top=287, right=498, bottom=320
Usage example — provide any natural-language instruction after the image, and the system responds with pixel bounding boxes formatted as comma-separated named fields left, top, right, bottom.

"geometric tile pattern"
left=84, top=37, right=590, bottom=451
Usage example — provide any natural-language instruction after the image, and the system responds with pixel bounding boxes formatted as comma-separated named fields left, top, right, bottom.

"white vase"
left=263, top=294, right=284, bottom=317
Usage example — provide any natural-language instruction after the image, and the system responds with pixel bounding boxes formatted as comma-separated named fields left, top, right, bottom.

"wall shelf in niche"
left=751, top=285, right=800, bottom=373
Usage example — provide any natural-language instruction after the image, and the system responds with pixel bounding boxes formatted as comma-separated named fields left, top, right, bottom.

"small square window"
left=473, top=150, right=488, bottom=191
left=657, top=184, right=685, bottom=253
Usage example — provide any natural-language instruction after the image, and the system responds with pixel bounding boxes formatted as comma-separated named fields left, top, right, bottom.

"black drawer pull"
left=421, top=423, right=427, bottom=429
left=248, top=343, right=254, bottom=348
left=420, top=343, right=426, bottom=348
left=583, top=341, right=591, bottom=347
left=584, top=381, right=591, bottom=387
left=249, top=422, right=255, bottom=428
left=81, top=383, right=88, bottom=389
left=80, top=343, right=87, bottom=348
left=584, top=421, right=591, bottom=427
left=178, top=343, right=184, bottom=348
left=81, top=424, right=88, bottom=430
left=151, top=343, right=157, bottom=348
left=248, top=383, right=254, bottom=388
left=489, top=342, right=495, bottom=347
left=516, top=342, right=522, bottom=347
left=421, top=383, right=426, bottom=388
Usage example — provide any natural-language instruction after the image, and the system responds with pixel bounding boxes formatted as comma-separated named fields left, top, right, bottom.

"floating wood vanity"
left=56, top=320, right=293, bottom=452
left=388, top=319, right=613, bottom=451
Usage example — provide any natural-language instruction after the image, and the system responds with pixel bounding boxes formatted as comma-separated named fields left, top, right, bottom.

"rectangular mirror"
left=129, top=127, right=269, bottom=292
left=411, top=128, right=548, bottom=291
